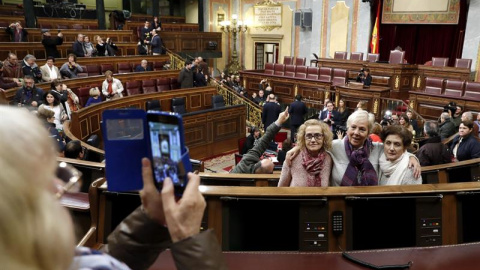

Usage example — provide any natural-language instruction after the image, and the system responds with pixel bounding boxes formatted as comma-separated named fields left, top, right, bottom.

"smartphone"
left=102, top=109, right=148, bottom=192
left=147, top=111, right=192, bottom=195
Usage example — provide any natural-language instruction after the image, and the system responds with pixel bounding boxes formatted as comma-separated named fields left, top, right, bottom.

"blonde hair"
left=37, top=104, right=55, bottom=120
left=296, top=119, right=333, bottom=151
left=0, top=107, right=75, bottom=270
left=89, top=87, right=100, bottom=97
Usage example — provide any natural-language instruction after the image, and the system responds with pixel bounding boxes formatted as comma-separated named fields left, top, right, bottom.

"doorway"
left=254, top=42, right=279, bottom=70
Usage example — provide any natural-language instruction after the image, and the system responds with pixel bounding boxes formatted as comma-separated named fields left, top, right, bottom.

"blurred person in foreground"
left=0, top=106, right=226, bottom=270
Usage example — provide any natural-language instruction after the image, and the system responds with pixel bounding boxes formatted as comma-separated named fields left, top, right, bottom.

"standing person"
left=72, top=34, right=86, bottom=57
left=2, top=53, right=23, bottom=82
left=21, top=55, right=43, bottom=83
left=278, top=120, right=333, bottom=187
left=5, top=21, right=28, bottom=42
left=152, top=16, right=162, bottom=29
left=406, top=110, right=419, bottom=136
left=254, top=89, right=266, bottom=105
left=451, top=106, right=463, bottom=129
left=196, top=56, right=209, bottom=77
left=140, top=21, right=152, bottom=45
left=13, top=75, right=44, bottom=109
left=450, top=120, right=480, bottom=162
left=337, top=98, right=350, bottom=128
left=289, top=94, right=308, bottom=142
left=102, top=70, right=124, bottom=101
left=51, top=80, right=80, bottom=113
left=40, top=56, right=61, bottom=82
left=379, top=125, right=422, bottom=185
left=60, top=54, right=83, bottom=78
left=0, top=62, right=22, bottom=90
left=194, top=68, right=207, bottom=87
left=319, top=101, right=341, bottom=133
left=439, top=112, right=456, bottom=140
left=41, top=29, right=63, bottom=58
left=399, top=113, right=415, bottom=136
left=178, top=61, right=194, bottom=89
left=150, top=29, right=162, bottom=55
left=262, top=94, right=281, bottom=130
left=416, top=121, right=451, bottom=166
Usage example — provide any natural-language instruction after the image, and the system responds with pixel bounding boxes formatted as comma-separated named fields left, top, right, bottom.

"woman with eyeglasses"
left=278, top=119, right=333, bottom=187
left=287, top=110, right=421, bottom=186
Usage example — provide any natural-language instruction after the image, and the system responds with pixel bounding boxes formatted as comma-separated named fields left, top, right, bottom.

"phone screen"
left=148, top=118, right=185, bottom=189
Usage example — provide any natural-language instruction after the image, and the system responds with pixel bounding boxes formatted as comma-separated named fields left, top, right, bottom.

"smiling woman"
left=379, top=125, right=422, bottom=186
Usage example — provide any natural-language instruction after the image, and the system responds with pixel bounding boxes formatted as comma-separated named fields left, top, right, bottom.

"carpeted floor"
left=203, top=152, right=236, bottom=173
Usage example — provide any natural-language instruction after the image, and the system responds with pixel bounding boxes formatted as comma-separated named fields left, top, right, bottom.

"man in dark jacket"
left=262, top=94, right=281, bottom=130
left=21, top=55, right=43, bottom=83
left=416, top=121, right=451, bottom=166
left=289, top=94, right=307, bottom=142
left=13, top=75, right=44, bottom=108
left=0, top=62, right=22, bottom=89
left=150, top=29, right=162, bottom=55
left=41, top=29, right=63, bottom=58
left=5, top=21, right=28, bottom=42
left=439, top=112, right=456, bottom=140
left=72, top=34, right=86, bottom=57
left=178, top=61, right=194, bottom=89
left=231, top=107, right=289, bottom=174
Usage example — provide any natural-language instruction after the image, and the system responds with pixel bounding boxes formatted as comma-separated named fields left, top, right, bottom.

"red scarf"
left=107, top=81, right=113, bottom=94
left=301, top=149, right=326, bottom=186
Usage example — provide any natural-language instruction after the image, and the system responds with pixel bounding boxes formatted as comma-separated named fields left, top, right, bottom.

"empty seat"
left=125, top=80, right=142, bottom=96
left=273, top=63, right=285, bottom=76
left=142, top=79, right=157, bottom=93
left=153, top=61, right=165, bottom=71
left=334, top=51, right=348, bottom=60
left=57, top=24, right=69, bottom=29
left=85, top=64, right=101, bottom=76
left=71, top=24, right=83, bottom=30
left=455, top=58, right=472, bottom=70
left=146, top=100, right=161, bottom=111
left=432, top=57, right=449, bottom=67
left=307, top=67, right=320, bottom=80
left=295, top=57, right=306, bottom=66
left=156, top=78, right=171, bottom=92
left=350, top=52, right=364, bottom=61
left=170, top=78, right=179, bottom=89
left=388, top=50, right=405, bottom=64
left=100, top=64, right=114, bottom=74
left=367, top=53, right=380, bottom=62
left=319, top=67, right=332, bottom=82
left=212, top=95, right=225, bottom=109
left=117, top=63, right=132, bottom=74
left=444, top=79, right=465, bottom=97
left=332, top=68, right=347, bottom=86
left=171, top=97, right=186, bottom=114
left=76, top=66, right=88, bottom=78
left=283, top=56, right=294, bottom=65
left=295, top=66, right=307, bottom=78
left=264, top=63, right=274, bottom=74
left=464, top=82, right=480, bottom=99
left=424, top=77, right=444, bottom=95
left=284, top=65, right=296, bottom=77
left=74, top=87, right=91, bottom=107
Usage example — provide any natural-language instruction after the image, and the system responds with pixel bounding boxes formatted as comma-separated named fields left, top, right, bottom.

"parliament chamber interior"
left=1, top=0, right=480, bottom=269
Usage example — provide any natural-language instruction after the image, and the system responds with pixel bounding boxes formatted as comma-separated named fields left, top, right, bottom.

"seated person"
left=21, top=54, right=43, bottom=83
left=60, top=54, right=83, bottom=78
left=277, top=138, right=292, bottom=164
left=241, top=126, right=261, bottom=155
left=13, top=75, right=44, bottom=109
left=135, top=59, right=152, bottom=72
left=102, top=70, right=124, bottom=100
left=439, top=112, right=456, bottom=140
left=416, top=121, right=451, bottom=166
left=85, top=87, right=102, bottom=107
left=40, top=56, right=61, bottom=82
left=65, top=140, right=85, bottom=160
left=356, top=68, right=372, bottom=86
left=450, top=120, right=480, bottom=162
left=278, top=120, right=333, bottom=187
left=379, top=125, right=422, bottom=185
left=231, top=107, right=289, bottom=174
left=0, top=106, right=227, bottom=270
left=0, top=62, right=22, bottom=90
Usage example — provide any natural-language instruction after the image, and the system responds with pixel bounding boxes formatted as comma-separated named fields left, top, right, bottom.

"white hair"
left=347, top=110, right=374, bottom=133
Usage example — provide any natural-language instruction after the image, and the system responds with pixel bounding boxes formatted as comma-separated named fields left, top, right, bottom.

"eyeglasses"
left=305, top=133, right=324, bottom=140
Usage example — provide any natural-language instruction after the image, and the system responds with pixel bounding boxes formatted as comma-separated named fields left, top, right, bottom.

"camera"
left=336, top=125, right=347, bottom=133
left=443, top=102, right=456, bottom=114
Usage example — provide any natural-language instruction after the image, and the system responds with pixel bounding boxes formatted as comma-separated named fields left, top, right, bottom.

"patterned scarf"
left=340, top=136, right=378, bottom=186
left=301, top=149, right=326, bottom=187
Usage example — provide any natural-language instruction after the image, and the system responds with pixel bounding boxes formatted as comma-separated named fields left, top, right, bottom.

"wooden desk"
left=417, top=65, right=471, bottom=90
left=0, top=29, right=136, bottom=43
left=335, top=84, right=390, bottom=119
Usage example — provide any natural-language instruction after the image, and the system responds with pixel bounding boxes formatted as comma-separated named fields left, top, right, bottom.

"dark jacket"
left=101, top=207, right=227, bottom=270
left=96, top=43, right=107, bottom=56
left=13, top=86, right=45, bottom=107
left=319, top=109, right=341, bottom=128
left=5, top=27, right=28, bottom=42
left=254, top=95, right=266, bottom=105
left=231, top=121, right=281, bottom=173
left=178, top=67, right=193, bottom=89
left=416, top=136, right=451, bottom=166
left=289, top=100, right=307, bottom=126
left=2, top=59, right=23, bottom=80
left=337, top=108, right=350, bottom=127
left=150, top=34, right=162, bottom=54
left=241, top=133, right=258, bottom=155
left=42, top=36, right=63, bottom=58
left=439, top=119, right=456, bottom=141
left=262, top=101, right=281, bottom=129
left=72, top=40, right=85, bottom=57
left=194, top=72, right=207, bottom=87
left=22, top=61, right=43, bottom=83
left=0, top=72, right=18, bottom=89
left=135, top=65, right=153, bottom=72
left=450, top=134, right=480, bottom=161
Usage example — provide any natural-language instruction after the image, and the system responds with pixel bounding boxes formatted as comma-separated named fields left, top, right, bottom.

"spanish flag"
left=370, top=2, right=381, bottom=54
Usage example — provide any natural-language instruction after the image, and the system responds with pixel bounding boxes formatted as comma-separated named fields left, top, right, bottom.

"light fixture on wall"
left=219, top=14, right=248, bottom=75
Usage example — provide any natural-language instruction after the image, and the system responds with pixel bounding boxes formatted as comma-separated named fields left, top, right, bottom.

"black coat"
left=13, top=86, right=45, bottom=107
left=72, top=41, right=85, bottom=57
left=319, top=109, right=341, bottom=127
left=289, top=100, right=307, bottom=126
left=262, top=101, right=281, bottom=129
left=42, top=36, right=63, bottom=58
left=450, top=134, right=480, bottom=161
left=416, top=136, right=451, bottom=166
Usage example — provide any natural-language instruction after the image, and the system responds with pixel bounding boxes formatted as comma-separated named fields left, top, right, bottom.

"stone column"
left=96, top=0, right=106, bottom=30
left=23, top=0, right=36, bottom=28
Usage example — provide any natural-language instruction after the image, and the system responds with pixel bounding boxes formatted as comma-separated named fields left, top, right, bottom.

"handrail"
left=166, top=49, right=185, bottom=70
left=209, top=78, right=263, bottom=128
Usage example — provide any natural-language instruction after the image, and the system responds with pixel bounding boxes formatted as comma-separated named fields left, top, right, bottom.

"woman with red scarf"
left=101, top=70, right=124, bottom=100
left=278, top=119, right=333, bottom=187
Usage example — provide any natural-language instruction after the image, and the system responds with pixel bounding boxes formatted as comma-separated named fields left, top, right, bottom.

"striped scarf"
left=340, top=136, right=378, bottom=186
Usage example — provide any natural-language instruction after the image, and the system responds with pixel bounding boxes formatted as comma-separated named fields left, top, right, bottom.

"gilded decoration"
left=417, top=75, right=421, bottom=89
left=395, top=76, right=400, bottom=90
left=409, top=100, right=415, bottom=110
left=412, top=76, right=416, bottom=89
left=382, top=0, right=460, bottom=25
left=294, top=84, right=298, bottom=96
left=373, top=99, right=379, bottom=114
left=254, top=0, right=282, bottom=31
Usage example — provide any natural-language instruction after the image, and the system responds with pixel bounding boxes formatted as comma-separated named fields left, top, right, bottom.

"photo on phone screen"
left=148, top=119, right=184, bottom=188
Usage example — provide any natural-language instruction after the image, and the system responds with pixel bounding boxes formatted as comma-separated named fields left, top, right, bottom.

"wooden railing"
left=0, top=29, right=136, bottom=43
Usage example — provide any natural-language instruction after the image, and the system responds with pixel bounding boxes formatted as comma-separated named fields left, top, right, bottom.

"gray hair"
left=24, top=54, right=36, bottom=61
left=462, top=111, right=473, bottom=121
left=441, top=112, right=450, bottom=120
left=424, top=121, right=439, bottom=137
left=347, top=110, right=374, bottom=134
